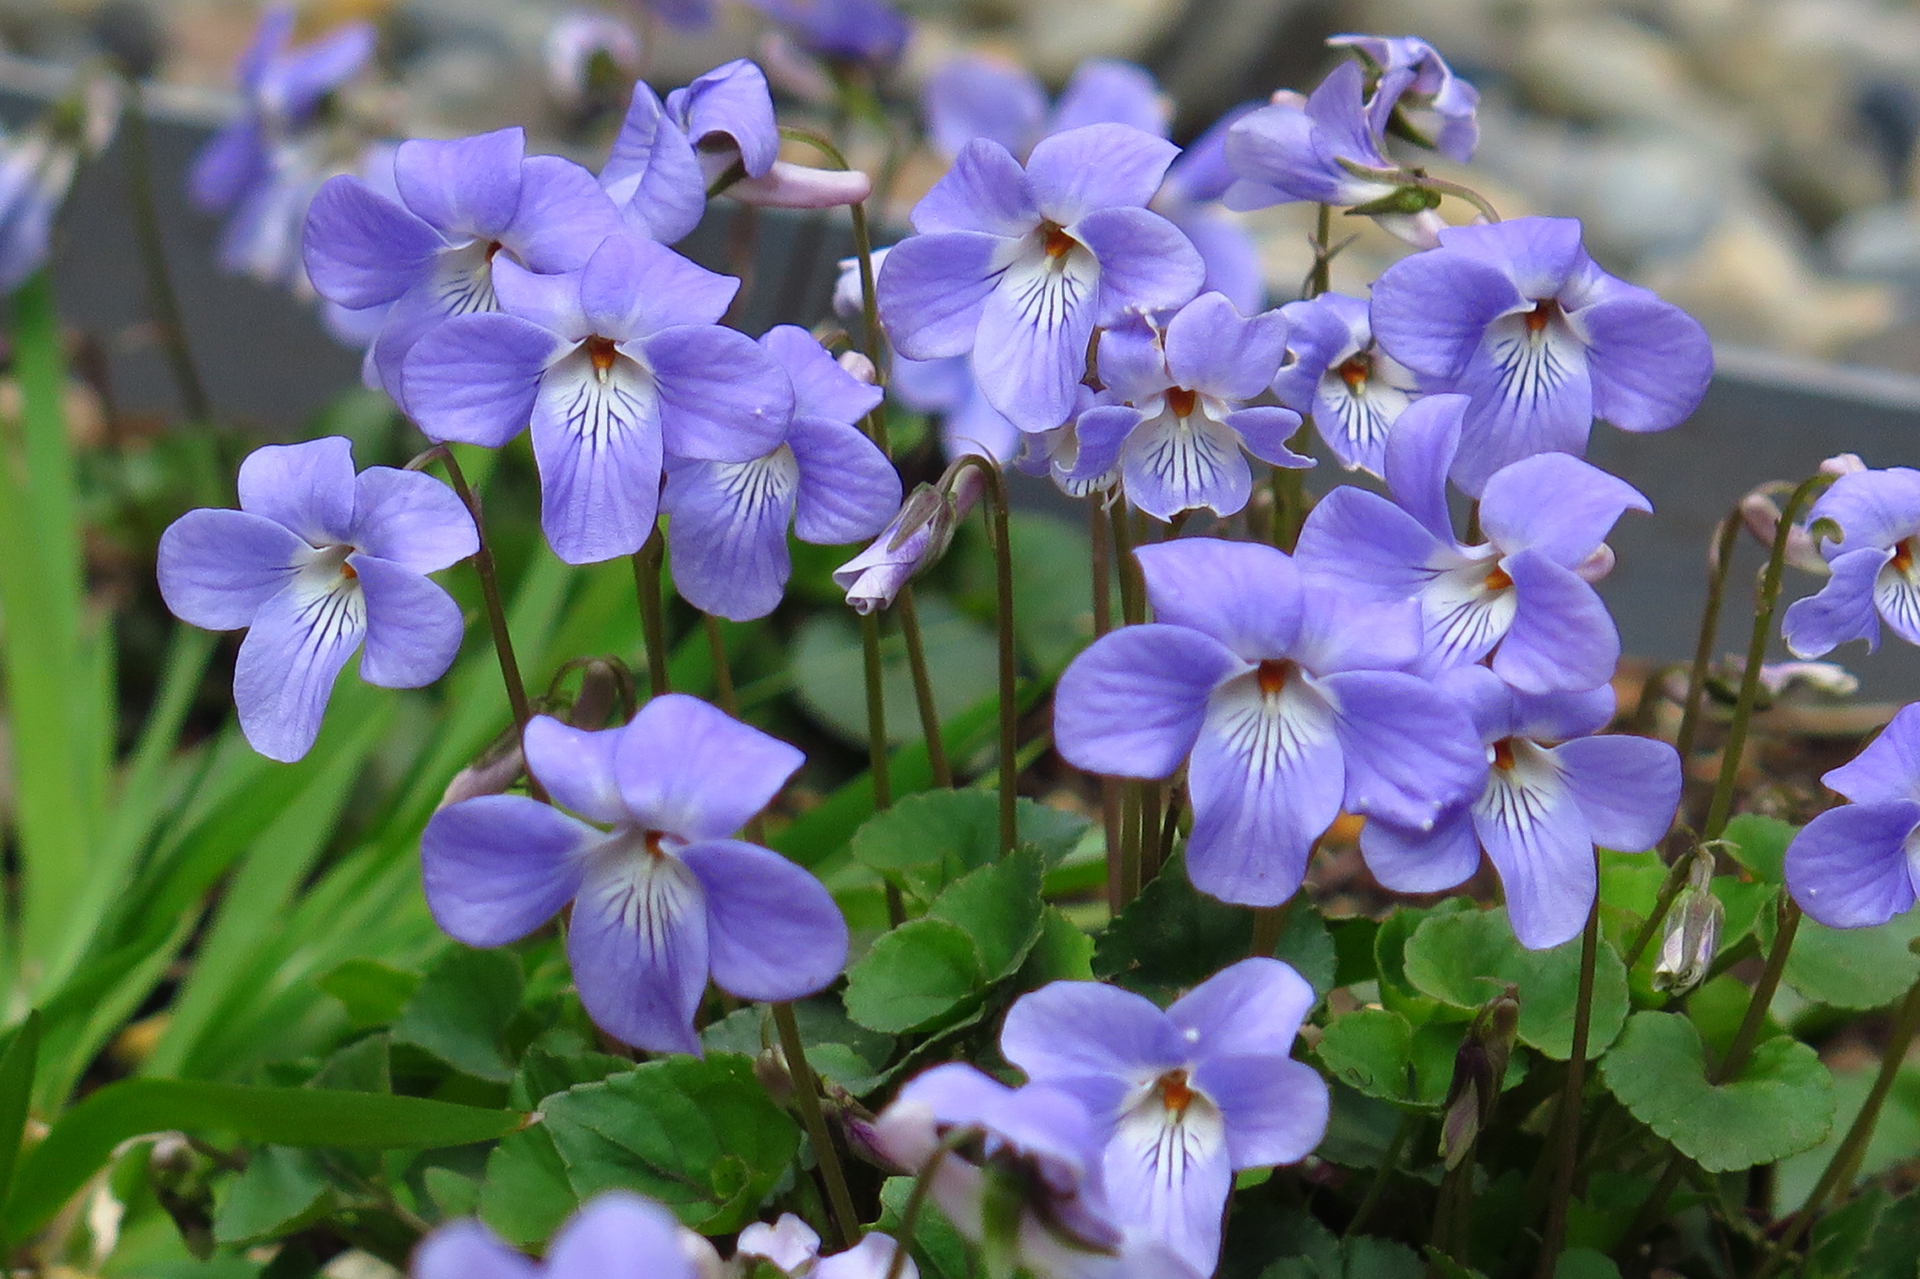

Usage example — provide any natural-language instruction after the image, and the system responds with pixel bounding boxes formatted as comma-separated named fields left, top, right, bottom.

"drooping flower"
left=737, top=1215, right=918, bottom=1279
left=402, top=231, right=793, bottom=565
left=157, top=437, right=477, bottom=763
left=421, top=694, right=846, bottom=1053
left=1781, top=466, right=1920, bottom=658
left=190, top=4, right=374, bottom=219
left=415, top=1190, right=716, bottom=1278
left=1785, top=702, right=1920, bottom=928
left=302, top=126, right=627, bottom=401
left=1270, top=291, right=1418, bottom=475
left=1071, top=293, right=1309, bottom=522
left=663, top=325, right=899, bottom=619
left=873, top=1063, right=1196, bottom=1279
left=833, top=480, right=962, bottom=614
left=1001, top=960, right=1329, bottom=1276
left=1293, top=393, right=1648, bottom=693
left=1358, top=666, right=1680, bottom=950
left=1367, top=216, right=1714, bottom=495
left=1327, top=33, right=1481, bottom=162
left=923, top=55, right=1169, bottom=161
left=747, top=0, right=911, bottom=67
left=1223, top=63, right=1407, bottom=212
left=1054, top=537, right=1485, bottom=905
left=876, top=124, right=1205, bottom=433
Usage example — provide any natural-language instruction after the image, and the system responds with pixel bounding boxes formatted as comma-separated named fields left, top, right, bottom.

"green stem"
left=1112, top=503, right=1144, bottom=624
left=1119, top=782, right=1142, bottom=906
left=704, top=614, right=737, bottom=716
left=771, top=1002, right=860, bottom=1248
left=632, top=527, right=670, bottom=698
left=1249, top=894, right=1293, bottom=959
left=898, top=586, right=951, bottom=787
left=124, top=81, right=211, bottom=425
left=1345, top=1111, right=1413, bottom=1238
left=1309, top=202, right=1333, bottom=298
left=434, top=450, right=545, bottom=804
left=1702, top=474, right=1832, bottom=842
left=1675, top=510, right=1744, bottom=766
left=883, top=1130, right=978, bottom=1279
left=1756, top=969, right=1920, bottom=1279
left=859, top=612, right=900, bottom=925
left=1536, top=871, right=1602, bottom=1277
left=948, top=456, right=1019, bottom=854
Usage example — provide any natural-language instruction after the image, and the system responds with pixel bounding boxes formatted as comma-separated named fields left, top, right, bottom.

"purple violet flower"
left=873, top=1063, right=1197, bottom=1279
left=1152, top=106, right=1266, bottom=315
left=1223, top=63, right=1404, bottom=213
left=190, top=4, right=374, bottom=218
left=1328, top=34, right=1481, bottom=162
left=1781, top=466, right=1920, bottom=658
left=876, top=123, right=1205, bottom=434
left=663, top=325, right=899, bottom=620
left=402, top=231, right=794, bottom=565
left=737, top=1215, right=918, bottom=1279
left=1785, top=702, right=1920, bottom=927
left=1071, top=293, right=1309, bottom=522
left=1270, top=291, right=1418, bottom=475
left=1294, top=393, right=1648, bottom=693
left=923, top=56, right=1169, bottom=162
left=747, top=0, right=911, bottom=67
left=891, top=353, right=1024, bottom=467
left=1001, top=960, right=1329, bottom=1275
left=415, top=1190, right=708, bottom=1278
left=157, top=437, right=477, bottom=763
left=545, top=12, right=644, bottom=116
left=832, top=479, right=964, bottom=614
left=1367, top=216, right=1714, bottom=495
left=0, top=127, right=79, bottom=293
left=422, top=694, right=846, bottom=1053
left=1054, top=537, right=1486, bottom=905
left=302, top=126, right=626, bottom=402
left=1360, top=666, right=1680, bottom=950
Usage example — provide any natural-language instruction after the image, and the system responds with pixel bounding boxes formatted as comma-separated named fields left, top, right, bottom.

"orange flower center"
left=1524, top=298, right=1558, bottom=335
left=1895, top=539, right=1915, bottom=576
left=1484, top=564, right=1513, bottom=592
left=1257, top=660, right=1292, bottom=697
left=1043, top=223, right=1077, bottom=259
left=1492, top=739, right=1516, bottom=770
left=1337, top=355, right=1371, bottom=392
left=1167, top=387, right=1197, bottom=419
left=340, top=560, right=357, bottom=580
left=587, top=334, right=619, bottom=376
left=1159, top=1069, right=1194, bottom=1116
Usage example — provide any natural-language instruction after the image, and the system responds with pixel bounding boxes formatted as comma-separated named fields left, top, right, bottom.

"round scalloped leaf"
left=1598, top=1011, right=1834, bottom=1172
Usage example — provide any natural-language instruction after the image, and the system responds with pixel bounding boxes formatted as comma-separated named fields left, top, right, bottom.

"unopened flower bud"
left=833, top=248, right=889, bottom=318
left=724, top=161, right=872, bottom=210
left=439, top=739, right=526, bottom=808
left=832, top=482, right=957, bottom=614
left=758, top=31, right=838, bottom=106
left=1439, top=986, right=1518, bottom=1169
left=681, top=1227, right=728, bottom=1279
left=1653, top=850, right=1723, bottom=996
left=1740, top=489, right=1827, bottom=576
left=737, top=1214, right=822, bottom=1277
left=754, top=1047, right=795, bottom=1105
left=1820, top=453, right=1867, bottom=477
left=1756, top=660, right=1858, bottom=699
left=837, top=350, right=878, bottom=385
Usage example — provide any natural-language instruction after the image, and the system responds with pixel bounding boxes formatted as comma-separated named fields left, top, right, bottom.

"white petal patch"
left=549, top=346, right=657, bottom=453
left=1103, top=1072, right=1229, bottom=1273
left=582, top=829, right=706, bottom=961
left=1316, top=350, right=1416, bottom=474
left=1875, top=547, right=1920, bottom=643
left=433, top=239, right=501, bottom=317
left=284, top=543, right=368, bottom=650
left=1472, top=738, right=1567, bottom=844
left=1480, top=305, right=1583, bottom=415
left=1000, top=231, right=1100, bottom=345
left=705, top=444, right=801, bottom=526
left=1206, top=668, right=1340, bottom=785
left=1120, top=395, right=1250, bottom=520
left=1419, top=546, right=1519, bottom=668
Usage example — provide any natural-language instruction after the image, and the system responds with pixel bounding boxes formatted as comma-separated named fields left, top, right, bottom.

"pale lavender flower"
left=1368, top=216, right=1714, bottom=495
left=422, top=695, right=846, bottom=1053
left=1152, top=106, right=1265, bottom=315
left=890, top=353, right=1024, bottom=466
left=1001, top=960, right=1328, bottom=1275
left=546, top=12, right=644, bottom=116
left=1328, top=34, right=1481, bottom=162
left=1071, top=293, right=1308, bottom=522
left=1294, top=393, right=1648, bottom=693
left=0, top=129, right=80, bottom=292
left=737, top=1215, right=918, bottom=1279
left=876, top=124, right=1204, bottom=433
left=415, top=1191, right=704, bottom=1278
left=923, top=56, right=1168, bottom=161
left=157, top=437, right=477, bottom=763
left=1223, top=63, right=1403, bottom=213
left=832, top=481, right=961, bottom=614
left=748, top=0, right=910, bottom=67
left=1786, top=702, right=1920, bottom=927
left=1270, top=291, right=1417, bottom=475
left=1782, top=467, right=1920, bottom=658
left=402, top=231, right=793, bottom=565
left=190, top=4, right=374, bottom=218
left=873, top=1063, right=1197, bottom=1279
left=1054, top=537, right=1485, bottom=906
left=1359, top=666, right=1680, bottom=950
left=303, top=127, right=626, bottom=401
left=663, top=325, right=898, bottom=620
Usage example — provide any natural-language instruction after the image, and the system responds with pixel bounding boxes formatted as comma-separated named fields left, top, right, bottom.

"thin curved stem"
left=949, top=456, right=1019, bottom=854
left=632, top=528, right=670, bottom=698
left=882, top=1128, right=979, bottom=1279
left=1622, top=830, right=1699, bottom=970
left=1536, top=872, right=1602, bottom=1277
left=1676, top=511, right=1744, bottom=766
left=898, top=586, right=951, bottom=787
left=125, top=80, right=211, bottom=425
left=704, top=614, right=737, bottom=715
left=771, top=1002, right=860, bottom=1249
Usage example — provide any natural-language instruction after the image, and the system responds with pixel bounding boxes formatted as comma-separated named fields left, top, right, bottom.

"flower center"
left=1166, top=386, right=1197, bottom=419
left=1524, top=298, right=1559, bottom=336
left=1337, top=354, right=1372, bottom=393
left=1492, top=738, right=1516, bottom=770
left=586, top=334, right=619, bottom=380
left=1158, top=1069, right=1194, bottom=1117
left=643, top=830, right=667, bottom=859
left=1895, top=539, right=1915, bottom=577
left=1484, top=563, right=1513, bottom=592
left=1042, top=222, right=1076, bottom=260
left=1256, top=659, right=1292, bottom=697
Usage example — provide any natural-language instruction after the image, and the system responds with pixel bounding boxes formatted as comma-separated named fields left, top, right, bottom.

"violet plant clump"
left=7, top=11, right=1913, bottom=1279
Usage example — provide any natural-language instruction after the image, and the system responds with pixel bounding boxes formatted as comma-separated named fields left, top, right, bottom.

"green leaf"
left=1722, top=814, right=1794, bottom=882
left=212, top=1147, right=335, bottom=1245
left=1785, top=917, right=1920, bottom=1010
left=509, top=1043, right=634, bottom=1111
left=1804, top=1185, right=1885, bottom=1279
left=424, top=1166, right=481, bottom=1219
left=844, top=919, right=986, bottom=1033
left=539, top=1053, right=798, bottom=1232
left=0, top=1014, right=41, bottom=1213
left=928, top=848, right=1047, bottom=980
left=702, top=1002, right=895, bottom=1095
left=879, top=1175, right=975, bottom=1279
left=1315, top=1008, right=1447, bottom=1109
left=1856, top=1189, right=1920, bottom=1279
left=1552, top=1250, right=1620, bottom=1279
left=1402, top=908, right=1628, bottom=1060
left=1597, top=1012, right=1834, bottom=1171
left=1777, top=1064, right=1920, bottom=1212
left=1003, top=512, right=1100, bottom=677
left=1420, top=1248, right=1489, bottom=1279
left=391, top=948, right=526, bottom=1082
left=481, top=1125, right=578, bottom=1247
left=5, top=1081, right=525, bottom=1240
left=851, top=790, right=1085, bottom=903
left=318, top=960, right=420, bottom=1030
left=1020, top=908, right=1096, bottom=985
left=1343, top=1236, right=1423, bottom=1279
left=792, top=599, right=997, bottom=747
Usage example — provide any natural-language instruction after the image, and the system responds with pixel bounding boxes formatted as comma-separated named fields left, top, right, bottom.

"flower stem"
left=434, top=449, right=546, bottom=804
left=1111, top=503, right=1144, bottom=624
left=1119, top=781, right=1142, bottom=906
left=704, top=614, right=737, bottom=715
left=1702, top=474, right=1832, bottom=842
left=1249, top=894, right=1293, bottom=959
left=1346, top=1111, right=1414, bottom=1238
left=124, top=80, right=211, bottom=425
left=884, top=1130, right=976, bottom=1279
left=1091, top=502, right=1123, bottom=912
left=772, top=1001, right=860, bottom=1249
left=1622, top=831, right=1698, bottom=970
left=1536, top=870, right=1602, bottom=1277
left=1309, top=202, right=1334, bottom=298
left=897, top=586, right=952, bottom=787
left=1755, top=967, right=1920, bottom=1279
left=859, top=612, right=899, bottom=923
left=632, top=527, right=671, bottom=698
left=950, top=456, right=1020, bottom=854
left=1675, top=510, right=1744, bottom=765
